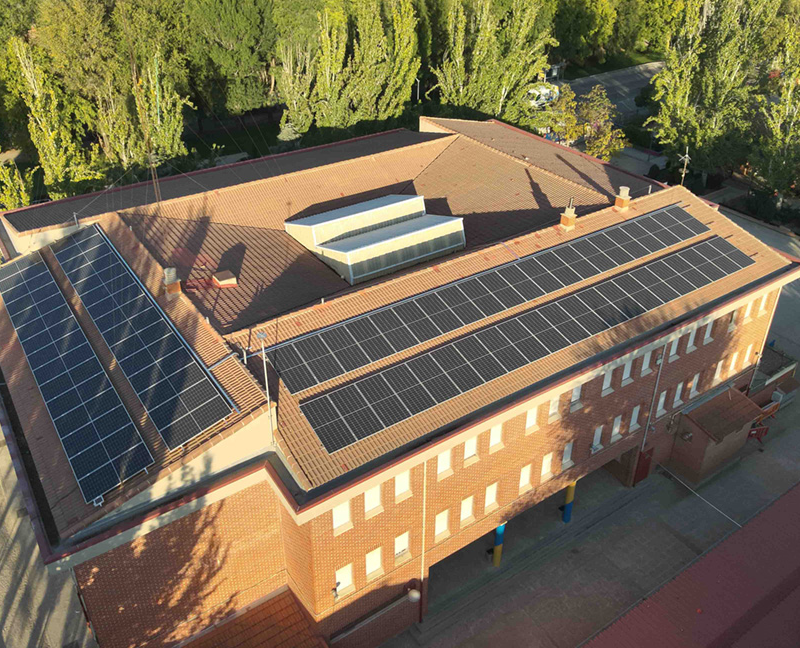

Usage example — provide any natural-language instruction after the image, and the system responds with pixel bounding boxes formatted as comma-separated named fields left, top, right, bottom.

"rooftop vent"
left=285, top=195, right=465, bottom=285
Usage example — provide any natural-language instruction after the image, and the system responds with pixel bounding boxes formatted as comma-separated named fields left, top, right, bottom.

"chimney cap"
left=163, top=267, right=178, bottom=285
left=619, top=186, right=630, bottom=199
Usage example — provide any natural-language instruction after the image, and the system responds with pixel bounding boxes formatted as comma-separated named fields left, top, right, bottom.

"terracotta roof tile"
left=687, top=388, right=763, bottom=442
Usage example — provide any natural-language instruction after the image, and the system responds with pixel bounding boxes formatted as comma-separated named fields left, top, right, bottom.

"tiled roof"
left=1, top=129, right=448, bottom=234
left=420, top=116, right=660, bottom=199
left=254, top=186, right=796, bottom=490
left=0, top=212, right=270, bottom=538
left=585, top=482, right=800, bottom=648
left=186, top=587, right=327, bottom=648
left=686, top=387, right=763, bottom=442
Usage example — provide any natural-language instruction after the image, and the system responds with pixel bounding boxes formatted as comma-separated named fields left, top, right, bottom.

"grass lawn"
left=563, top=51, right=663, bottom=80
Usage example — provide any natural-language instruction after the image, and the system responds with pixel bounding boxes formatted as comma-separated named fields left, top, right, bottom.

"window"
left=602, top=368, right=614, bottom=395
left=570, top=384, right=583, bottom=411
left=394, top=532, right=409, bottom=557
left=744, top=301, right=753, bottom=320
left=669, top=338, right=680, bottom=361
left=464, top=436, right=478, bottom=462
left=673, top=382, right=684, bottom=407
left=641, top=350, right=652, bottom=376
left=489, top=424, right=503, bottom=450
left=365, top=547, right=382, bottom=579
left=592, top=425, right=604, bottom=452
left=485, top=482, right=498, bottom=509
left=630, top=405, right=641, bottom=431
left=562, top=441, right=574, bottom=469
left=611, top=415, right=622, bottom=441
left=759, top=293, right=769, bottom=314
left=519, top=464, right=532, bottom=491
left=744, top=344, right=754, bottom=366
left=332, top=500, right=350, bottom=531
left=541, top=452, right=553, bottom=478
left=395, top=470, right=411, bottom=500
left=713, top=361, right=723, bottom=384
left=548, top=396, right=561, bottom=422
left=728, top=310, right=737, bottom=330
left=686, top=327, right=697, bottom=352
left=729, top=351, right=739, bottom=376
left=437, top=449, right=452, bottom=477
left=525, top=406, right=539, bottom=431
left=656, top=390, right=667, bottom=415
left=460, top=496, right=474, bottom=523
left=434, top=510, right=449, bottom=540
left=689, top=372, right=701, bottom=397
left=704, top=320, right=714, bottom=344
left=364, top=485, right=381, bottom=515
left=622, top=360, right=633, bottom=385
left=335, top=564, right=353, bottom=595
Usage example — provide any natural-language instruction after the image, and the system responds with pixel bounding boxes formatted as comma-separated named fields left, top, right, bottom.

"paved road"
left=567, top=62, right=664, bottom=120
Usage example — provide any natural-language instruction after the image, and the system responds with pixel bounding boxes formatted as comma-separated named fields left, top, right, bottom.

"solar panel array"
left=268, top=204, right=709, bottom=393
left=301, top=236, right=755, bottom=453
left=52, top=226, right=233, bottom=450
left=0, top=254, right=153, bottom=503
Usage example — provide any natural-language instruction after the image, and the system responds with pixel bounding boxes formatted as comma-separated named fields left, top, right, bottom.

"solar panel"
left=268, top=204, right=710, bottom=394
left=51, top=225, right=234, bottom=450
left=301, top=235, right=755, bottom=453
left=0, top=254, right=153, bottom=503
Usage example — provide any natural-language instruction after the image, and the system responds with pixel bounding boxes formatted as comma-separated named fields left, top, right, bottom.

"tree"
left=311, top=2, right=352, bottom=129
left=526, top=84, right=582, bottom=142
left=377, top=0, right=421, bottom=119
left=277, top=45, right=315, bottom=137
left=0, top=160, right=34, bottom=210
left=578, top=84, right=626, bottom=159
left=186, top=0, right=278, bottom=115
left=553, top=0, right=615, bottom=64
left=752, top=21, right=800, bottom=197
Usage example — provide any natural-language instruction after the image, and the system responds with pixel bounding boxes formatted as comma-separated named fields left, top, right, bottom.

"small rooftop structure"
left=285, top=195, right=465, bottom=284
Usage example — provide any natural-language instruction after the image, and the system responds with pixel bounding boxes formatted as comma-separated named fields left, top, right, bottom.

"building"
left=0, top=117, right=798, bottom=648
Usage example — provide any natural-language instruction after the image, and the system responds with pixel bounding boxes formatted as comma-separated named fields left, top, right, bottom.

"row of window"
left=334, top=530, right=411, bottom=596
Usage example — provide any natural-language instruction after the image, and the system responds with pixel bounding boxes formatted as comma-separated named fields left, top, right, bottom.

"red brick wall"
left=75, top=482, right=287, bottom=648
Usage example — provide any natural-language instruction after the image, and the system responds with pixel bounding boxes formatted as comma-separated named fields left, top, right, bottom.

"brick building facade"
left=0, top=118, right=797, bottom=648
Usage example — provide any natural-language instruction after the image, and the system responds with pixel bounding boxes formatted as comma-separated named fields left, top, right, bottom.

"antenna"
left=678, top=146, right=691, bottom=186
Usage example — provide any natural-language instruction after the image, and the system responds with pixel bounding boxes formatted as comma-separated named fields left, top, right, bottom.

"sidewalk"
left=383, top=398, right=800, bottom=648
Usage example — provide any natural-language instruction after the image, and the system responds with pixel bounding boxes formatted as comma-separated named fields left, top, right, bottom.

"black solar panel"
left=302, top=235, right=755, bottom=453
left=52, top=225, right=233, bottom=450
left=268, top=204, right=710, bottom=394
left=0, top=254, right=153, bottom=503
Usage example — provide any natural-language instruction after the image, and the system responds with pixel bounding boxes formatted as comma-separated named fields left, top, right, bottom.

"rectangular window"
left=489, top=424, right=503, bottom=449
left=673, top=382, right=684, bottom=407
left=548, top=395, right=561, bottom=422
left=460, top=495, right=474, bottom=523
left=434, top=510, right=449, bottom=539
left=744, top=344, right=754, bottom=366
left=570, top=385, right=582, bottom=411
left=592, top=425, right=604, bottom=452
left=602, top=368, right=614, bottom=395
left=365, top=547, right=382, bottom=579
left=541, top=452, right=553, bottom=478
left=332, top=500, right=350, bottom=531
left=335, top=564, right=353, bottom=594
left=686, top=327, right=697, bottom=352
left=485, top=482, right=498, bottom=509
left=464, top=436, right=478, bottom=461
left=641, top=350, right=652, bottom=375
left=395, top=470, right=410, bottom=499
left=744, top=301, right=753, bottom=320
left=729, top=310, right=737, bottom=330
left=630, top=404, right=641, bottom=431
left=690, top=372, right=701, bottom=397
left=562, top=441, right=574, bottom=468
left=519, top=464, right=531, bottom=490
left=437, top=449, right=451, bottom=476
left=713, top=361, right=723, bottom=384
left=669, top=338, right=680, bottom=360
left=729, top=351, right=739, bottom=376
left=525, top=405, right=539, bottom=430
left=759, top=293, right=769, bottom=314
left=611, top=415, right=622, bottom=440
left=364, top=485, right=381, bottom=514
left=704, top=320, right=714, bottom=344
left=622, top=359, right=632, bottom=384
left=657, top=390, right=667, bottom=415
left=394, top=532, right=409, bottom=557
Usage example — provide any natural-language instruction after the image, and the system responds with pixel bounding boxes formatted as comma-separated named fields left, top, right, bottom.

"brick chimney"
left=163, top=267, right=181, bottom=301
left=559, top=198, right=577, bottom=232
left=615, top=186, right=631, bottom=210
